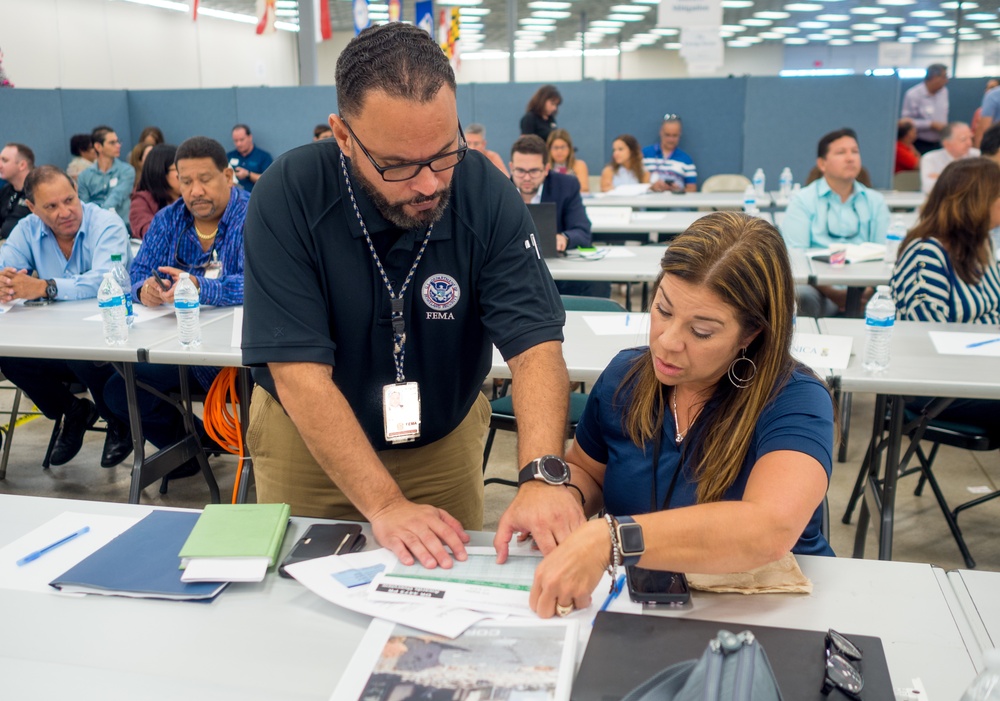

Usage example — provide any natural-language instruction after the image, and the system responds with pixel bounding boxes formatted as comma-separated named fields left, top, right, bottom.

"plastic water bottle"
left=885, top=216, right=906, bottom=270
left=109, top=253, right=134, bottom=327
left=862, top=285, right=895, bottom=373
left=174, top=272, right=201, bottom=347
left=779, top=167, right=793, bottom=199
left=752, top=167, right=766, bottom=196
left=97, top=272, right=128, bottom=346
left=742, top=184, right=758, bottom=215
left=990, top=226, right=1000, bottom=262
left=960, top=649, right=1000, bottom=701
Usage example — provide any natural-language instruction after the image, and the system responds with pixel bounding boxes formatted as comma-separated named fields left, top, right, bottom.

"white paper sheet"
left=230, top=307, right=243, bottom=348
left=791, top=332, right=853, bottom=370
left=0, top=511, right=147, bottom=593
left=180, top=556, right=269, bottom=583
left=929, top=331, right=1000, bottom=357
left=582, top=313, right=650, bottom=337
left=604, top=183, right=652, bottom=197
left=599, top=247, right=638, bottom=258
left=285, top=549, right=492, bottom=638
left=810, top=242, right=885, bottom=264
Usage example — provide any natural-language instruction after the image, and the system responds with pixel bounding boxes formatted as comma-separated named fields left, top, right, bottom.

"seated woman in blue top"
left=524, top=212, right=835, bottom=618
left=780, top=128, right=890, bottom=318
left=891, top=157, right=1000, bottom=438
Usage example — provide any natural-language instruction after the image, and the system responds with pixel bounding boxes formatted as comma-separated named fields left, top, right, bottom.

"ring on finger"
left=555, top=602, right=574, bottom=617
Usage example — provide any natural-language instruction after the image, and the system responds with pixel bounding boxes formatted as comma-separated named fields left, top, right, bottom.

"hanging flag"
left=192, top=0, right=199, bottom=20
left=353, top=0, right=370, bottom=35
left=388, top=0, right=402, bottom=22
left=315, top=0, right=332, bottom=42
left=448, top=7, right=460, bottom=67
left=438, top=9, right=450, bottom=57
left=256, top=0, right=276, bottom=34
left=415, top=0, right=434, bottom=38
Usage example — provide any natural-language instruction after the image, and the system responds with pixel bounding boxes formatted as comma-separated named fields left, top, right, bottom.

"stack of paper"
left=178, top=503, right=291, bottom=583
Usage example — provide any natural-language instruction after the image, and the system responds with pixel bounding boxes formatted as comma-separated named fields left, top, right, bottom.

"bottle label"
left=174, top=300, right=200, bottom=310
left=99, top=296, right=124, bottom=309
left=865, top=316, right=894, bottom=328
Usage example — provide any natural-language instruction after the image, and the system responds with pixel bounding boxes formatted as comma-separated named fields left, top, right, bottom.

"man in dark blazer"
left=509, top=135, right=610, bottom=297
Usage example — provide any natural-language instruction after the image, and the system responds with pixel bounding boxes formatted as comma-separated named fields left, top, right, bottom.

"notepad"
left=49, top=510, right=227, bottom=601
left=178, top=503, right=291, bottom=582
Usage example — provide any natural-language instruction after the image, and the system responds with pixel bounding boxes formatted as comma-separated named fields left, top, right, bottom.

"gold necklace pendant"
left=194, top=224, right=218, bottom=241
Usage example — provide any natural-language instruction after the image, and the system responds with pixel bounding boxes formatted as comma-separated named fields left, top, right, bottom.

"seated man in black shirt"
left=0, top=143, right=33, bottom=240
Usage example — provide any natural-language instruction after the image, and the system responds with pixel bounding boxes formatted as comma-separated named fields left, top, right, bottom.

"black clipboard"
left=572, top=612, right=894, bottom=701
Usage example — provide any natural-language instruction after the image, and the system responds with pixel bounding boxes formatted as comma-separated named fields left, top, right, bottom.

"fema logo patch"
left=421, top=274, right=461, bottom=311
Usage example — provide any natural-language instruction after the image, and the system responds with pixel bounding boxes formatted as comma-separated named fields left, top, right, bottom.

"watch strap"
left=45, top=279, right=58, bottom=300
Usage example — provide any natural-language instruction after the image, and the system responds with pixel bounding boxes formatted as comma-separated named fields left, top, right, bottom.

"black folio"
left=573, top=613, right=893, bottom=701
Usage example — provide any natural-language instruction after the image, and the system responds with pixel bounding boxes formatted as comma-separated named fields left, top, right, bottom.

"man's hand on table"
left=493, top=481, right=586, bottom=563
left=0, top=267, right=46, bottom=302
left=369, top=497, right=470, bottom=569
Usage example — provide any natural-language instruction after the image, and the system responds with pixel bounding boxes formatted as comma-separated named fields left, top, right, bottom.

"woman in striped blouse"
left=892, top=157, right=1000, bottom=324
left=890, top=157, right=1000, bottom=439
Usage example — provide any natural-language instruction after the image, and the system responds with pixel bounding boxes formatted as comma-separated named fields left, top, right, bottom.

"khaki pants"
left=247, top=385, right=490, bottom=530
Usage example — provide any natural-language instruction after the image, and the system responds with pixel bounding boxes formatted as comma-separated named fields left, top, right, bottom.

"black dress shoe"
left=100, top=419, right=133, bottom=468
left=49, top=399, right=99, bottom=466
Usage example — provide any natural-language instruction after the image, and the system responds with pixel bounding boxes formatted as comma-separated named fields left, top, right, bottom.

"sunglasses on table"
left=821, top=628, right=864, bottom=698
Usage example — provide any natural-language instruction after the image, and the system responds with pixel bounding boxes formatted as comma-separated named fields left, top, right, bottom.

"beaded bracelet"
left=603, top=513, right=621, bottom=593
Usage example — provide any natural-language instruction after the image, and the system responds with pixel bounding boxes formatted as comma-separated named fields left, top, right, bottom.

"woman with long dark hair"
left=600, top=134, right=648, bottom=192
left=520, top=85, right=561, bottom=141
left=500, top=213, right=836, bottom=618
left=129, top=144, right=179, bottom=239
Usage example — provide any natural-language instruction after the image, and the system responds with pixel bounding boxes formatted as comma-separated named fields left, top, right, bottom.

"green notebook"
left=177, top=503, right=291, bottom=582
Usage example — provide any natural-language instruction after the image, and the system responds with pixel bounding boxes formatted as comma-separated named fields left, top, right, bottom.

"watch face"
left=619, top=523, right=645, bottom=554
left=539, top=455, right=569, bottom=483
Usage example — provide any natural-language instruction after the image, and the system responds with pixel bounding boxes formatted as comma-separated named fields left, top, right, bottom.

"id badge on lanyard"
left=383, top=382, right=421, bottom=444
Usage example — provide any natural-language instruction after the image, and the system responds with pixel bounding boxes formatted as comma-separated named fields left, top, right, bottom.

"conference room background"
left=0, top=76, right=989, bottom=193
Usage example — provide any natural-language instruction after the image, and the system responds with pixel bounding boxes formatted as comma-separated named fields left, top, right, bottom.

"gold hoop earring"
left=728, top=348, right=757, bottom=389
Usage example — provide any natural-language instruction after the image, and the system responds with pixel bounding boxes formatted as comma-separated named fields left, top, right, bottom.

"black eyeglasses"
left=175, top=232, right=216, bottom=272
left=821, top=629, right=863, bottom=698
left=342, top=120, right=468, bottom=182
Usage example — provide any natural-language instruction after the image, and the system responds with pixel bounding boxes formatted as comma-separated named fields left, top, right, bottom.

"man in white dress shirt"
left=920, top=122, right=979, bottom=194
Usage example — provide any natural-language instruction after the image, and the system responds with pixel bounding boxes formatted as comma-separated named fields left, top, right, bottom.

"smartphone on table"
left=625, top=565, right=691, bottom=606
left=278, top=523, right=366, bottom=578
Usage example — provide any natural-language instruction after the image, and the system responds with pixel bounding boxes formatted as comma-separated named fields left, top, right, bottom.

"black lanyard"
left=340, top=151, right=433, bottom=383
left=649, top=399, right=685, bottom=513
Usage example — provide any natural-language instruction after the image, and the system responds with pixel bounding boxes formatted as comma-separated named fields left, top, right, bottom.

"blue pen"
left=966, top=337, right=1000, bottom=349
left=16, top=526, right=90, bottom=566
left=625, top=314, right=630, bottom=327
left=597, top=574, right=627, bottom=618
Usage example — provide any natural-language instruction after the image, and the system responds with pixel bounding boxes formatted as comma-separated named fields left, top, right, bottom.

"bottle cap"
left=111, top=254, right=122, bottom=261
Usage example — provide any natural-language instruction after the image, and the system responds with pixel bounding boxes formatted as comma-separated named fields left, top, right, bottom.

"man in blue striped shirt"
left=104, top=136, right=248, bottom=489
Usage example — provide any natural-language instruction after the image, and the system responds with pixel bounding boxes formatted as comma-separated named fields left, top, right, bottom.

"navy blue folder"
left=50, top=510, right=227, bottom=601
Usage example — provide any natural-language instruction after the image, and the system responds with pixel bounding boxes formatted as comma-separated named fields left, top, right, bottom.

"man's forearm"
left=271, top=362, right=406, bottom=518
left=507, top=341, right=569, bottom=466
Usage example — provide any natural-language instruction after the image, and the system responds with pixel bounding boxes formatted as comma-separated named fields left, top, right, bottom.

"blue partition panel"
left=0, top=89, right=70, bottom=171
left=60, top=89, right=131, bottom=163
left=744, top=76, right=898, bottom=190
left=235, top=86, right=338, bottom=159
left=127, top=89, right=238, bottom=152
left=468, top=82, right=606, bottom=172
left=605, top=78, right=748, bottom=188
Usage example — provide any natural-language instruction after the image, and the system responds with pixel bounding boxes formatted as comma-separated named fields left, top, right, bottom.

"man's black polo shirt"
left=0, top=184, right=29, bottom=240
left=243, top=142, right=565, bottom=451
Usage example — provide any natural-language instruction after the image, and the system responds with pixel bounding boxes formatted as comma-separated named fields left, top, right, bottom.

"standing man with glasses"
left=243, top=23, right=581, bottom=570
left=103, top=136, right=247, bottom=487
left=78, top=126, right=135, bottom=225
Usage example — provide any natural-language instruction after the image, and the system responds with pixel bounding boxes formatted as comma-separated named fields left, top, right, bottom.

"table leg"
left=837, top=390, right=852, bottom=462
left=235, top=368, right=254, bottom=504
left=123, top=362, right=147, bottom=505
left=876, top=395, right=906, bottom=560
left=851, top=393, right=887, bottom=557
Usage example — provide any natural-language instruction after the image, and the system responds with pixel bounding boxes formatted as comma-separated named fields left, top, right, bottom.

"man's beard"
left=351, top=159, right=451, bottom=230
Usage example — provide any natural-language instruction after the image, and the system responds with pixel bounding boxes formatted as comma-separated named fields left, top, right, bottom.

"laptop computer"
left=526, top=202, right=560, bottom=259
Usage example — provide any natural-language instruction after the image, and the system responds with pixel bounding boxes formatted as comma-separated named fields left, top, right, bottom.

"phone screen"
left=626, top=566, right=690, bottom=605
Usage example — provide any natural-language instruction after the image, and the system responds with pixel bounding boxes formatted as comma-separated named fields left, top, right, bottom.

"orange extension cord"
left=203, top=367, right=245, bottom=503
